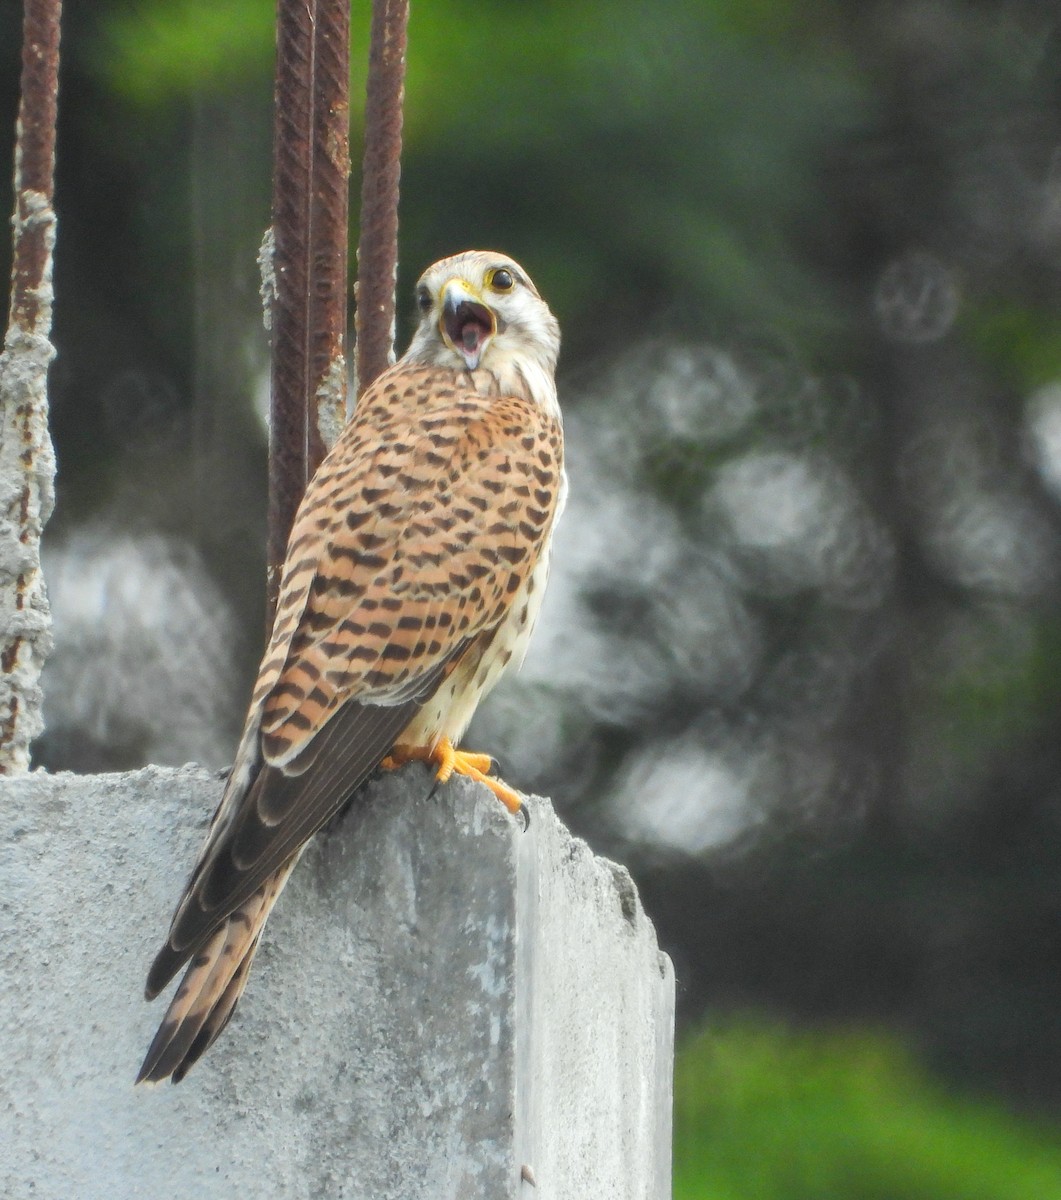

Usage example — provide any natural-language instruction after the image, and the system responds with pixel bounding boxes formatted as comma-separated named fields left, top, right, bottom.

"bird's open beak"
left=440, top=279, right=496, bottom=370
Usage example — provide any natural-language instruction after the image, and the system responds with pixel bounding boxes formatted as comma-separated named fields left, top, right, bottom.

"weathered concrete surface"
left=0, top=765, right=673, bottom=1199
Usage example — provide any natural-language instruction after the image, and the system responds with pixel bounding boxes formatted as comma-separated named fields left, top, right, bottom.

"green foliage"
left=965, top=301, right=1061, bottom=392
left=93, top=0, right=867, bottom=352
left=395, top=0, right=867, bottom=345
left=674, top=1020, right=1061, bottom=1200
left=94, top=0, right=274, bottom=101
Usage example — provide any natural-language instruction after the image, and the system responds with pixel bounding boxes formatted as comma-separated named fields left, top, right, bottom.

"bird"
left=137, top=251, right=564, bottom=1084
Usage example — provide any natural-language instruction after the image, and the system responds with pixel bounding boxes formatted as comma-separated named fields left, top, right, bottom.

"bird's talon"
left=388, top=737, right=521, bottom=815
left=479, top=773, right=524, bottom=816
left=434, top=738, right=457, bottom=784
left=459, top=751, right=494, bottom=774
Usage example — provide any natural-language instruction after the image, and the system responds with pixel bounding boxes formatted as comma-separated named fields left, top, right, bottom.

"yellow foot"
left=381, top=737, right=523, bottom=815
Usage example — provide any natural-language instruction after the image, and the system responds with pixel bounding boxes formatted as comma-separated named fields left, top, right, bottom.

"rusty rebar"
left=267, top=0, right=351, bottom=623
left=0, top=0, right=62, bottom=772
left=8, top=0, right=61, bottom=334
left=355, top=0, right=409, bottom=397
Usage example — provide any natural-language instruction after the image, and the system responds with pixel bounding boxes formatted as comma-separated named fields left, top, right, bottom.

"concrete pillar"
left=0, top=764, right=673, bottom=1198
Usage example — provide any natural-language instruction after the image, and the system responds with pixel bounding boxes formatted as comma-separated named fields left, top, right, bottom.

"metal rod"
left=0, top=0, right=61, bottom=772
left=8, top=0, right=61, bottom=333
left=266, top=0, right=351, bottom=625
left=355, top=0, right=409, bottom=397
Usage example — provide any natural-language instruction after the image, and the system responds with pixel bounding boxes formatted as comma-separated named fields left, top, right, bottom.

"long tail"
left=136, top=857, right=298, bottom=1084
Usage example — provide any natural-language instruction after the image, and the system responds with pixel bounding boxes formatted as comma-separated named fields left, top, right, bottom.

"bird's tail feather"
left=136, top=857, right=297, bottom=1084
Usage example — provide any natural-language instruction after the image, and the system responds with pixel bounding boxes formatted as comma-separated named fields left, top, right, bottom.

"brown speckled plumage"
left=138, top=252, right=564, bottom=1083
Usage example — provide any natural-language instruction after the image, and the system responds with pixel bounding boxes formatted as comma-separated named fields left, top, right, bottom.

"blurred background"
left=4, top=0, right=1061, bottom=1193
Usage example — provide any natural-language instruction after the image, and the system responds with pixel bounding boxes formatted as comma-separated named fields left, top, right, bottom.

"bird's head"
left=404, top=251, right=560, bottom=381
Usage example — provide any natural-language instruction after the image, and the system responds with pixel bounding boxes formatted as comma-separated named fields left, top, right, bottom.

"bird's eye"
left=488, top=268, right=515, bottom=292
left=416, top=285, right=432, bottom=313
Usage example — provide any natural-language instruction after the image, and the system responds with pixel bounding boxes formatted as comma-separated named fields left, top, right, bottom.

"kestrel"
left=138, top=251, right=564, bottom=1084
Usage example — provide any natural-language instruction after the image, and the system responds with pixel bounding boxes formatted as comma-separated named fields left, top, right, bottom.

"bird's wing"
left=146, top=366, right=563, bottom=998
left=256, top=374, right=563, bottom=764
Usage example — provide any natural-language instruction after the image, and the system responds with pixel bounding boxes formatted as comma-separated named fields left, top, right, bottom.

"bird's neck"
left=401, top=342, right=560, bottom=421
left=477, top=346, right=560, bottom=421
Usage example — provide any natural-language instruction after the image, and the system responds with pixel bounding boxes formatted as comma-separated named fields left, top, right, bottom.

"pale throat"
left=479, top=343, right=560, bottom=418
